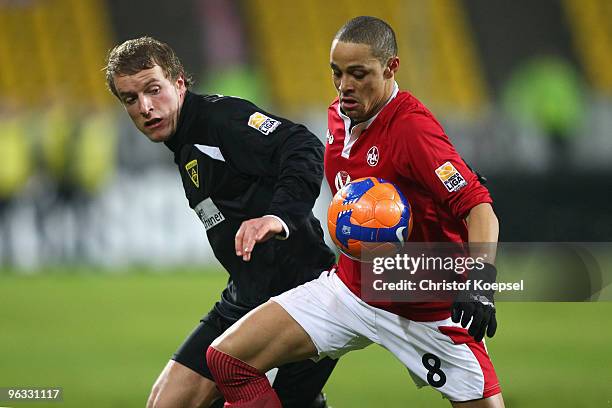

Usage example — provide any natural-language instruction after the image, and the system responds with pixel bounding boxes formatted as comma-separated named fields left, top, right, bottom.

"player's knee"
left=146, top=380, right=161, bottom=408
left=209, top=334, right=225, bottom=351
left=205, top=346, right=227, bottom=383
left=148, top=388, right=171, bottom=408
left=146, top=371, right=208, bottom=408
left=149, top=384, right=220, bottom=408
left=147, top=390, right=183, bottom=408
left=206, top=346, right=273, bottom=403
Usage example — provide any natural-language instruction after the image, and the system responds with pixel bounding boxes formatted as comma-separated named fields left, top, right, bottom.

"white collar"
left=337, top=82, right=399, bottom=159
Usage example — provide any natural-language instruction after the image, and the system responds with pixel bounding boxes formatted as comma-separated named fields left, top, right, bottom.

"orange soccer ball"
left=327, top=177, right=413, bottom=261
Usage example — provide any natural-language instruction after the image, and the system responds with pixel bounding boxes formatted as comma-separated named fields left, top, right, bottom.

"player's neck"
left=350, top=83, right=397, bottom=129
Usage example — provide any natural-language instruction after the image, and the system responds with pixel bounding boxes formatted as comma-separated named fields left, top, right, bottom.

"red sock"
left=206, top=346, right=282, bottom=407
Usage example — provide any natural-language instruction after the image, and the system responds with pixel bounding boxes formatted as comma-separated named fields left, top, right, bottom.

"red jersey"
left=324, top=88, right=492, bottom=321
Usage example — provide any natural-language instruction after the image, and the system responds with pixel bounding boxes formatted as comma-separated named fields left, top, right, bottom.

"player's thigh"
left=148, top=360, right=220, bottom=408
left=376, top=313, right=502, bottom=402
left=273, top=357, right=338, bottom=408
left=270, top=271, right=377, bottom=361
left=212, top=271, right=377, bottom=371
left=211, top=299, right=318, bottom=371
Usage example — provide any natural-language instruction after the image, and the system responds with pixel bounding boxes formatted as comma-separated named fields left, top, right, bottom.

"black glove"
left=451, top=263, right=497, bottom=342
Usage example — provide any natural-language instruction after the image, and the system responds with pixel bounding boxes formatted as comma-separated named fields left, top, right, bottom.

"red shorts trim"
left=439, top=326, right=501, bottom=399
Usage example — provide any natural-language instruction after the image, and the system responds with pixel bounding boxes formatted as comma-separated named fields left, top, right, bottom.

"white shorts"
left=271, top=271, right=501, bottom=402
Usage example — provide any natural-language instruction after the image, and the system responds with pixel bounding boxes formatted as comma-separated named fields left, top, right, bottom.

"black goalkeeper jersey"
left=164, top=91, right=335, bottom=321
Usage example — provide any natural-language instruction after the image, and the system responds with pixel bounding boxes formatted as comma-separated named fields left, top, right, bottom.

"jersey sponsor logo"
left=194, top=198, right=225, bottom=230
left=185, top=159, right=200, bottom=188
left=435, top=161, right=468, bottom=192
left=326, top=129, right=334, bottom=144
left=335, top=171, right=351, bottom=191
left=366, top=146, right=379, bottom=166
left=248, top=112, right=281, bottom=135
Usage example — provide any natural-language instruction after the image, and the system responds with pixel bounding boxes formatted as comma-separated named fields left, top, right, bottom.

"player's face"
left=330, top=40, right=398, bottom=123
left=113, top=65, right=186, bottom=143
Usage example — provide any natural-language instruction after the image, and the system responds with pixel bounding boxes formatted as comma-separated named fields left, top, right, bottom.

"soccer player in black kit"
left=105, top=37, right=336, bottom=408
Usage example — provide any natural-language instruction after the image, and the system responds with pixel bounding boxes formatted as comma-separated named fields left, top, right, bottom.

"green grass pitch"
left=0, top=269, right=610, bottom=407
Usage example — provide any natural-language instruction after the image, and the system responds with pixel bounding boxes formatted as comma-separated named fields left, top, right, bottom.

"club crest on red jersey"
left=366, top=146, right=379, bottom=167
left=335, top=171, right=351, bottom=191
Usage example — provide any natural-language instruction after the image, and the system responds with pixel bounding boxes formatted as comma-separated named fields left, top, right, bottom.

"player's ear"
left=175, top=75, right=187, bottom=99
left=384, top=57, right=400, bottom=78
left=176, top=75, right=185, bottom=89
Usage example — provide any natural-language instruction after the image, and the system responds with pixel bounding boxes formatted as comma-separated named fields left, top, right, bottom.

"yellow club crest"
left=185, top=159, right=199, bottom=188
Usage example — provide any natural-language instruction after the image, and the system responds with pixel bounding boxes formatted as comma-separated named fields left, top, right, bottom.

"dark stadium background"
left=1, top=0, right=611, bottom=407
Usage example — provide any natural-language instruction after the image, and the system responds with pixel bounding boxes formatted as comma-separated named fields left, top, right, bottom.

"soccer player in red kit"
left=206, top=16, right=505, bottom=407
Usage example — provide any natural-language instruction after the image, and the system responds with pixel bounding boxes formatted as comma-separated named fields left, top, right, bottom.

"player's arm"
left=452, top=202, right=500, bottom=342
left=236, top=124, right=324, bottom=261
left=466, top=202, right=499, bottom=263
left=390, top=111, right=499, bottom=341
left=264, top=124, right=325, bottom=234
left=211, top=98, right=325, bottom=261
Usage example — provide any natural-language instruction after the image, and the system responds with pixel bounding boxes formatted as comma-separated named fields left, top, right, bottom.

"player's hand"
left=451, top=263, right=498, bottom=342
left=235, top=216, right=284, bottom=262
